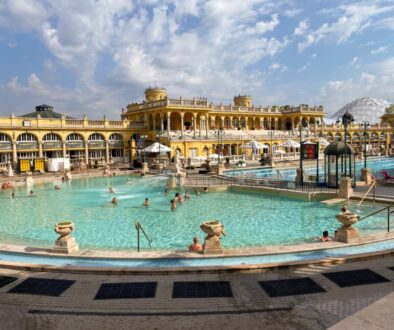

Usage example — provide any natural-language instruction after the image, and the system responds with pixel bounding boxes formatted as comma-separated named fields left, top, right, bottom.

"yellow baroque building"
left=0, top=88, right=393, bottom=172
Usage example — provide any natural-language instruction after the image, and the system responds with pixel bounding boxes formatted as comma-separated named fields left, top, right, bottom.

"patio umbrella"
left=279, top=140, right=300, bottom=148
left=243, top=140, right=269, bottom=149
left=141, top=142, right=171, bottom=153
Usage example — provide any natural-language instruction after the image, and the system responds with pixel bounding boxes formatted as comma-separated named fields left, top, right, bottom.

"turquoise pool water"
left=0, top=176, right=390, bottom=251
left=225, top=157, right=394, bottom=180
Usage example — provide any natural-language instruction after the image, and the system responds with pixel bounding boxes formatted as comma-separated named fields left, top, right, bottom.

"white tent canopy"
left=243, top=140, right=269, bottom=149
left=274, top=149, right=286, bottom=154
left=141, top=142, right=171, bottom=153
left=280, top=140, right=300, bottom=148
left=318, top=138, right=330, bottom=146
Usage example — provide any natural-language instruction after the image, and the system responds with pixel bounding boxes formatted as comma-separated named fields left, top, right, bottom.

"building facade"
left=0, top=87, right=393, bottom=171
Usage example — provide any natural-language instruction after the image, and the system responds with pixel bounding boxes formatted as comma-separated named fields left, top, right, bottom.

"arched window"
left=66, top=133, right=84, bottom=141
left=43, top=133, right=61, bottom=141
left=88, top=133, right=105, bottom=141
left=17, top=133, right=37, bottom=142
left=0, top=133, right=11, bottom=142
left=109, top=133, right=123, bottom=141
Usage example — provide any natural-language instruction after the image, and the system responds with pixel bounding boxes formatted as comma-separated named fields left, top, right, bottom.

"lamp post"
left=336, top=111, right=354, bottom=177
left=299, top=120, right=308, bottom=185
left=361, top=121, right=369, bottom=169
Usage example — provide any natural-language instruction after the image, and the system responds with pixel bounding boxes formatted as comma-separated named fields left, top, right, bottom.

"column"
left=221, top=116, right=225, bottom=129
left=152, top=113, right=156, bottom=131
left=274, top=118, right=278, bottom=130
left=160, top=114, right=164, bottom=133
left=230, top=116, right=233, bottom=129
left=62, top=142, right=67, bottom=158
left=12, top=142, right=17, bottom=165
left=38, top=142, right=43, bottom=158
left=291, top=117, right=295, bottom=131
left=205, top=114, right=209, bottom=138
left=199, top=116, right=202, bottom=137
left=85, top=142, right=89, bottom=164
left=193, top=113, right=197, bottom=139
left=105, top=141, right=110, bottom=164
left=166, top=112, right=171, bottom=137
left=180, top=113, right=184, bottom=139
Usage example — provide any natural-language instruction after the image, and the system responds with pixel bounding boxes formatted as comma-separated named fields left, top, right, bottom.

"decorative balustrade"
left=0, top=142, right=12, bottom=150
left=16, top=142, right=38, bottom=150
left=42, top=141, right=62, bottom=149
left=126, top=98, right=324, bottom=114
left=0, top=117, right=131, bottom=129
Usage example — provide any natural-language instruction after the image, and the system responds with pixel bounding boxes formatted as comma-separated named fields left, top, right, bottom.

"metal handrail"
left=358, top=206, right=392, bottom=232
left=135, top=221, right=152, bottom=252
left=357, top=181, right=376, bottom=207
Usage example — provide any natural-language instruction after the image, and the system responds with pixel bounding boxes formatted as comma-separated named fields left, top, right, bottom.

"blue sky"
left=0, top=0, right=393, bottom=119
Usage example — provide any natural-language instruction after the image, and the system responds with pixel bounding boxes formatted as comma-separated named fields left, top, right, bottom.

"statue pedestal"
left=338, top=177, right=353, bottom=199
left=216, top=162, right=226, bottom=175
left=335, top=227, right=359, bottom=243
left=203, top=236, right=223, bottom=254
left=53, top=237, right=79, bottom=254
left=361, top=168, right=372, bottom=184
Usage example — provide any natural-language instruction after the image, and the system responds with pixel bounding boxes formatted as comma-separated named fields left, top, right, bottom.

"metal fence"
left=184, top=174, right=334, bottom=192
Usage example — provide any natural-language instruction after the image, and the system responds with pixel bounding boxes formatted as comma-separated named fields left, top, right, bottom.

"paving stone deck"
left=0, top=256, right=394, bottom=329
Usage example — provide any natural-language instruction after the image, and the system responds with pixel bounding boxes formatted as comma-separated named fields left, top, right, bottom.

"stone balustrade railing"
left=0, top=116, right=132, bottom=130
left=127, top=98, right=324, bottom=114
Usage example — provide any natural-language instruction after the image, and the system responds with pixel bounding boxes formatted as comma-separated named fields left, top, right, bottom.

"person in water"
left=171, top=199, right=177, bottom=211
left=189, top=237, right=203, bottom=252
left=320, top=230, right=332, bottom=242
left=143, top=198, right=150, bottom=207
left=111, top=197, right=118, bottom=204
left=109, top=187, right=115, bottom=193
left=184, top=191, right=190, bottom=199
left=29, top=190, right=35, bottom=197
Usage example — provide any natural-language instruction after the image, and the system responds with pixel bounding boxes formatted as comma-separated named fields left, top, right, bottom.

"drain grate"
left=322, top=269, right=390, bottom=287
left=94, top=282, right=157, bottom=300
left=172, top=281, right=233, bottom=298
left=8, top=278, right=75, bottom=297
left=259, top=278, right=326, bottom=297
left=0, top=275, right=18, bottom=289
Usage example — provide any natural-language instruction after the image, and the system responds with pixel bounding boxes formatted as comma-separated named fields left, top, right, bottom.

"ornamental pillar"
left=193, top=113, right=197, bottom=139
left=205, top=114, right=209, bottom=138
left=180, top=112, right=184, bottom=139
left=160, top=114, right=164, bottom=133
left=12, top=142, right=17, bottom=165
left=38, top=142, right=43, bottom=158
left=105, top=141, right=110, bottom=164
left=166, top=112, right=171, bottom=137
left=62, top=142, right=67, bottom=158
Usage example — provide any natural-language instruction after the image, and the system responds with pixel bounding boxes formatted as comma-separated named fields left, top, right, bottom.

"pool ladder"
left=135, top=222, right=152, bottom=252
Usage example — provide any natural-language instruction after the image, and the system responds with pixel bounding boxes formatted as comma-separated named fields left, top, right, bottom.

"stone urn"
left=53, top=221, right=79, bottom=254
left=200, top=220, right=225, bottom=254
left=54, top=221, right=74, bottom=239
left=335, top=212, right=360, bottom=243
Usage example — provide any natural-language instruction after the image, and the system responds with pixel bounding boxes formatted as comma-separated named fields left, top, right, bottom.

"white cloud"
left=298, top=3, right=394, bottom=51
left=269, top=63, right=287, bottom=72
left=350, top=57, right=358, bottom=65
left=0, top=0, right=49, bottom=31
left=297, top=63, right=308, bottom=73
left=293, top=19, right=309, bottom=36
left=370, top=45, right=388, bottom=55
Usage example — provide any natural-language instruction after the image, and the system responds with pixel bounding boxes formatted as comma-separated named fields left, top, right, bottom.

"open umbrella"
left=141, top=142, right=171, bottom=153
left=243, top=140, right=269, bottom=149
left=279, top=140, right=300, bottom=148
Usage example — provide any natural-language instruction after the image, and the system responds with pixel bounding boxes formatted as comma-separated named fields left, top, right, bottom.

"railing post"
left=136, top=223, right=140, bottom=252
